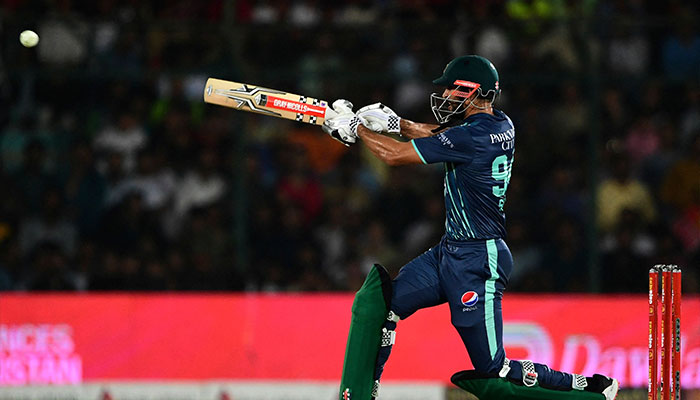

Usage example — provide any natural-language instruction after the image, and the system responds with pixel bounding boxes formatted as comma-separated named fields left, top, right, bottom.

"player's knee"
left=352, top=264, right=392, bottom=320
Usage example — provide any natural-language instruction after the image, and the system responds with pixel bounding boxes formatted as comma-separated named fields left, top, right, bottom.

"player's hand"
left=356, top=103, right=401, bottom=135
left=322, top=99, right=360, bottom=146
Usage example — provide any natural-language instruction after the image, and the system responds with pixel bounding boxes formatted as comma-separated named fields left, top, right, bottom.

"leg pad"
left=339, top=264, right=392, bottom=400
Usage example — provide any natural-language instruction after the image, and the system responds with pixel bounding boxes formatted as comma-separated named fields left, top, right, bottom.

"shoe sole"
left=603, top=378, right=619, bottom=400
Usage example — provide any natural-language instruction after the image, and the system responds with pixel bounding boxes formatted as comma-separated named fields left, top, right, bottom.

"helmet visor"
left=430, top=82, right=479, bottom=124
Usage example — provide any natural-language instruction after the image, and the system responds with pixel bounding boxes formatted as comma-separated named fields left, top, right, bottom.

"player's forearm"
left=357, top=126, right=402, bottom=164
left=399, top=119, right=439, bottom=139
left=357, top=125, right=420, bottom=166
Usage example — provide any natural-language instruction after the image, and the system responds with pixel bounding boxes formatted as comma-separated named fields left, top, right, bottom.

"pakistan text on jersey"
left=489, top=129, right=515, bottom=151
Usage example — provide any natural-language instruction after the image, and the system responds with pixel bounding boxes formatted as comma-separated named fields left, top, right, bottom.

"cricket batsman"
left=322, top=55, right=619, bottom=400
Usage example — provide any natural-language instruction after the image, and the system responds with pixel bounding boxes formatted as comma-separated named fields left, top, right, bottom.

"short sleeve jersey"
left=411, top=110, right=515, bottom=240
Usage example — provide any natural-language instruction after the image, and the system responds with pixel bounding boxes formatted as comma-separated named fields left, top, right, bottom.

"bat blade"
left=203, top=78, right=335, bottom=126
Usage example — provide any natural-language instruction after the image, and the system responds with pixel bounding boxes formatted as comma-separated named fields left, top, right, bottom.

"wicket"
left=649, top=264, right=682, bottom=400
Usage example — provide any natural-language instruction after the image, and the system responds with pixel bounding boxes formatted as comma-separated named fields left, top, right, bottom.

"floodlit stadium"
left=0, top=1, right=699, bottom=399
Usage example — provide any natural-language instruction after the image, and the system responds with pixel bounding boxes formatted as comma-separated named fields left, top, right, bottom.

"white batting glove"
left=356, top=103, right=401, bottom=135
left=322, top=99, right=360, bottom=146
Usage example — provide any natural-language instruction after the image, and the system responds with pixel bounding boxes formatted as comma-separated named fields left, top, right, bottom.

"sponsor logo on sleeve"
left=437, top=133, right=454, bottom=149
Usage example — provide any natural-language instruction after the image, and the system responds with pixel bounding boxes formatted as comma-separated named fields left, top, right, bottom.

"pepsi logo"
left=461, top=291, right=479, bottom=307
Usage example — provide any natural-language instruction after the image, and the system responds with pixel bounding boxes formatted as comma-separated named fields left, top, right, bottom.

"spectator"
left=680, top=85, right=700, bottom=148
left=21, top=242, right=79, bottom=291
left=290, top=245, right=326, bottom=291
left=180, top=206, right=229, bottom=267
left=533, top=25, right=579, bottom=72
left=315, top=203, right=352, bottom=286
left=106, top=148, right=177, bottom=211
left=0, top=165, right=22, bottom=247
left=402, top=193, right=443, bottom=256
left=392, top=39, right=433, bottom=114
left=660, top=133, right=700, bottom=212
left=276, top=145, right=322, bottom=225
left=18, top=188, right=77, bottom=258
left=474, top=25, right=511, bottom=68
left=358, top=221, right=399, bottom=276
left=0, top=2, right=695, bottom=294
left=93, top=110, right=147, bottom=174
left=334, top=0, right=379, bottom=25
left=142, top=257, right=171, bottom=291
left=600, top=210, right=655, bottom=292
left=250, top=0, right=281, bottom=24
left=607, top=23, right=650, bottom=76
left=165, top=249, right=188, bottom=290
left=537, top=166, right=585, bottom=222
left=640, top=122, right=678, bottom=192
left=89, top=251, right=123, bottom=291
left=288, top=0, right=321, bottom=27
left=504, top=219, right=544, bottom=291
left=37, top=7, right=89, bottom=65
left=99, top=191, right=160, bottom=253
left=662, top=18, right=700, bottom=81
left=625, top=115, right=660, bottom=167
left=1, top=115, right=32, bottom=174
left=63, top=142, right=107, bottom=236
left=298, top=34, right=341, bottom=97
left=601, top=88, right=629, bottom=138
left=12, top=139, right=58, bottom=211
left=541, top=217, right=587, bottom=292
left=661, top=134, right=700, bottom=254
left=72, top=240, right=99, bottom=291
left=0, top=241, right=15, bottom=290
left=597, top=153, right=656, bottom=232
left=171, top=148, right=227, bottom=233
left=550, top=82, right=587, bottom=140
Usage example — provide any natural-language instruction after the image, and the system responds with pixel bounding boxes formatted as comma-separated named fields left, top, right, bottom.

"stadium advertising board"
left=1, top=294, right=699, bottom=390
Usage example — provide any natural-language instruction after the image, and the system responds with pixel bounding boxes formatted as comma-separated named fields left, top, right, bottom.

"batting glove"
left=356, top=103, right=401, bottom=135
left=322, top=99, right=360, bottom=146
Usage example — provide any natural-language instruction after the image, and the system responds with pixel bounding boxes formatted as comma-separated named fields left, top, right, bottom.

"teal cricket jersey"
left=411, top=109, right=515, bottom=240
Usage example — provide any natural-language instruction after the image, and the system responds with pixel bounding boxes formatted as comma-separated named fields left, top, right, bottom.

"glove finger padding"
left=356, top=103, right=383, bottom=114
left=322, top=114, right=359, bottom=147
left=359, top=117, right=384, bottom=133
left=330, top=128, right=356, bottom=146
left=324, top=106, right=338, bottom=120
left=323, top=99, right=360, bottom=146
left=356, top=103, right=401, bottom=135
left=332, top=99, right=354, bottom=114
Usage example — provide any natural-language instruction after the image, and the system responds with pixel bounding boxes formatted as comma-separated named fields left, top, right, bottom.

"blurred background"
left=1, top=1, right=699, bottom=399
left=1, top=0, right=698, bottom=295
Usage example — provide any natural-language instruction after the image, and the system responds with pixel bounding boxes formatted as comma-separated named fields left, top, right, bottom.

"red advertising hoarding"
left=1, top=293, right=699, bottom=388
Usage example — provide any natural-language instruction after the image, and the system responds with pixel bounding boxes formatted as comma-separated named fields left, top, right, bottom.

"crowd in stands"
left=0, top=0, right=698, bottom=293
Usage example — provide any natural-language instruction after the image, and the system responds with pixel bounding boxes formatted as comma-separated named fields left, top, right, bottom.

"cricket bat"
left=203, top=78, right=336, bottom=125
